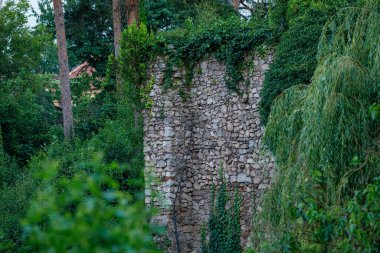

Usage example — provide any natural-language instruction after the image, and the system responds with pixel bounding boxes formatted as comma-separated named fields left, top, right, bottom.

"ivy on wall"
left=259, top=6, right=329, bottom=125
left=156, top=16, right=272, bottom=94
left=201, top=167, right=241, bottom=253
left=116, top=8, right=275, bottom=98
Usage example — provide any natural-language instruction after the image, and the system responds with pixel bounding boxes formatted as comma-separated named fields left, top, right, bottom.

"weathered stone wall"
left=143, top=51, right=275, bottom=253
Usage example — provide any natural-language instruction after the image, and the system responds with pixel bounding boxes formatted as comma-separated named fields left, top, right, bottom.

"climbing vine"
left=155, top=15, right=272, bottom=94
left=201, top=166, right=242, bottom=253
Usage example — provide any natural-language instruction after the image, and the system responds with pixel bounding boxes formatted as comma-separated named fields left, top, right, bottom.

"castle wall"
left=143, top=51, right=275, bottom=253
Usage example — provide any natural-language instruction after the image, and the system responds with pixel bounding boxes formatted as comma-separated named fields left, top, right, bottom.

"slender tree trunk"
left=112, top=0, right=123, bottom=94
left=233, top=0, right=239, bottom=10
left=128, top=0, right=139, bottom=25
left=112, top=0, right=122, bottom=57
left=53, top=0, right=74, bottom=139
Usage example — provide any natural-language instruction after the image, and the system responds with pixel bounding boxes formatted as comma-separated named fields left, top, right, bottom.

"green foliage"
left=0, top=73, right=60, bottom=164
left=202, top=166, right=242, bottom=253
left=118, top=22, right=155, bottom=119
left=119, top=23, right=155, bottom=97
left=141, top=76, right=156, bottom=110
left=91, top=121, right=144, bottom=195
left=112, top=23, right=156, bottom=197
left=369, top=103, right=380, bottom=121
left=0, top=2, right=163, bottom=252
left=253, top=3, right=380, bottom=252
left=37, top=0, right=113, bottom=73
left=0, top=0, right=47, bottom=78
left=37, top=31, right=59, bottom=74
left=145, top=0, right=235, bottom=32
left=0, top=3, right=60, bottom=250
left=158, top=15, right=271, bottom=93
left=286, top=0, right=358, bottom=21
left=71, top=75, right=118, bottom=140
left=23, top=155, right=161, bottom=252
left=0, top=0, right=59, bottom=164
left=0, top=153, right=35, bottom=252
left=260, top=0, right=361, bottom=125
left=65, top=0, right=113, bottom=74
left=259, top=6, right=329, bottom=125
left=268, top=0, right=289, bottom=35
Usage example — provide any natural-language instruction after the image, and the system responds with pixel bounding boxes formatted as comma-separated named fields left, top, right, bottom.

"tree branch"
left=239, top=0, right=254, bottom=12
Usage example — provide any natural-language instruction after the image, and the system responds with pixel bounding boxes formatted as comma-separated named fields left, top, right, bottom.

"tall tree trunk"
left=112, top=0, right=122, bottom=57
left=53, top=0, right=74, bottom=139
left=233, top=0, right=239, bottom=10
left=128, top=0, right=139, bottom=25
left=112, top=0, right=123, bottom=94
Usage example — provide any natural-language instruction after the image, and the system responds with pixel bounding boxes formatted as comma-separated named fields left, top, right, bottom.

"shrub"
left=71, top=74, right=118, bottom=140
left=23, top=155, right=161, bottom=252
left=0, top=73, right=60, bottom=164
left=91, top=121, right=144, bottom=196
left=0, top=170, right=35, bottom=252
left=145, top=0, right=235, bottom=32
left=0, top=135, right=36, bottom=252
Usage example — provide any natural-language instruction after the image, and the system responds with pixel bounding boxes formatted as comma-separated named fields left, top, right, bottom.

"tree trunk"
left=112, top=0, right=122, bottom=57
left=128, top=0, right=139, bottom=25
left=233, top=0, right=239, bottom=10
left=53, top=0, right=74, bottom=139
left=112, top=0, right=123, bottom=94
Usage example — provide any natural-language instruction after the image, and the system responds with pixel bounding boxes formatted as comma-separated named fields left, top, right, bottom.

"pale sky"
left=27, top=0, right=40, bottom=27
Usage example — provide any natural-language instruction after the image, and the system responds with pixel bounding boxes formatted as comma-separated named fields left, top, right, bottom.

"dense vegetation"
left=259, top=0, right=359, bottom=124
left=252, top=1, right=380, bottom=252
left=1, top=0, right=380, bottom=252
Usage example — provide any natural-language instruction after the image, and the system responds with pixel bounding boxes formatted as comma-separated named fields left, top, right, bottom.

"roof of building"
left=69, top=61, right=96, bottom=78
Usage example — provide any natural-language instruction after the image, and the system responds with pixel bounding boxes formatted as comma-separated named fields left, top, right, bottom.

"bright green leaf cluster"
left=23, top=155, right=161, bottom=253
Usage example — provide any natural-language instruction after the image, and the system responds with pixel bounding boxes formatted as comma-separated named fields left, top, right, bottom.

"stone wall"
left=143, top=51, right=275, bottom=253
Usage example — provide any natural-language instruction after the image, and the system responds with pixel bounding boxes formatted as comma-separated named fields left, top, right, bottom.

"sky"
left=27, top=0, right=40, bottom=27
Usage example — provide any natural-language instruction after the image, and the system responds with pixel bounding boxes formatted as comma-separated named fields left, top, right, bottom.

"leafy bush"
left=23, top=155, right=161, bottom=252
left=201, top=167, right=241, bottom=253
left=0, top=134, right=36, bottom=252
left=91, top=121, right=144, bottom=196
left=0, top=169, right=35, bottom=252
left=71, top=74, right=117, bottom=140
left=0, top=73, right=59, bottom=164
left=252, top=3, right=380, bottom=252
